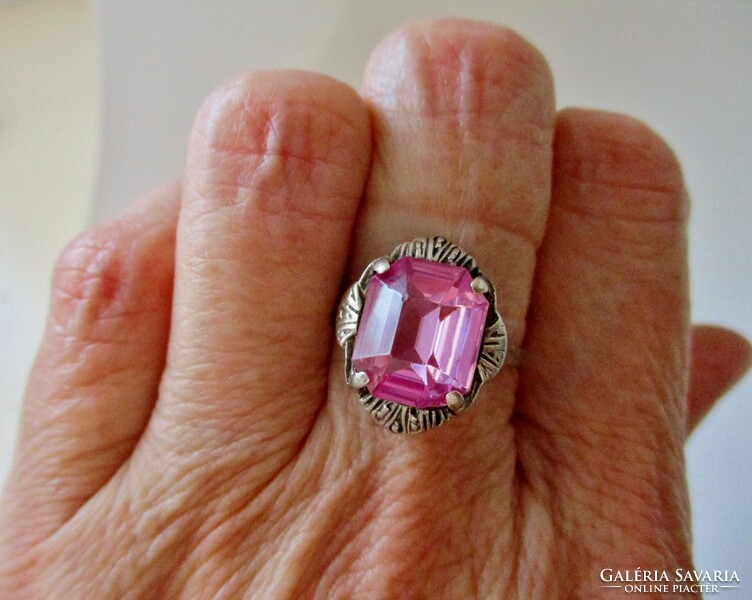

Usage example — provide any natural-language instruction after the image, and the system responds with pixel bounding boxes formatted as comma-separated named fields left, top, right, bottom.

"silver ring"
left=335, top=236, right=507, bottom=433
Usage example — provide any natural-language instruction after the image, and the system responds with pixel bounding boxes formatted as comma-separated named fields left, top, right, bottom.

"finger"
left=150, top=73, right=371, bottom=458
left=1, top=182, right=179, bottom=547
left=687, top=324, right=752, bottom=433
left=337, top=18, right=554, bottom=439
left=316, top=19, right=554, bottom=594
left=517, top=109, right=693, bottom=568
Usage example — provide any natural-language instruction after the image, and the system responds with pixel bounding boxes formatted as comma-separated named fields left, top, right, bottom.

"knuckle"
left=555, top=108, right=687, bottom=224
left=365, top=18, right=553, bottom=120
left=51, top=224, right=126, bottom=340
left=363, top=18, right=555, bottom=253
left=188, top=72, right=366, bottom=222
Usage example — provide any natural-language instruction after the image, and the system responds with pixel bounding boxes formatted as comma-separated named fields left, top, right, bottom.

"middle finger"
left=334, top=19, right=556, bottom=445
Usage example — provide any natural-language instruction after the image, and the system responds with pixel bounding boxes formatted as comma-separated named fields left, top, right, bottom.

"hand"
left=2, top=18, right=749, bottom=599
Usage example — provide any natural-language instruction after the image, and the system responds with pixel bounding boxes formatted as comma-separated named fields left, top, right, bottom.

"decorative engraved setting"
left=335, top=236, right=507, bottom=434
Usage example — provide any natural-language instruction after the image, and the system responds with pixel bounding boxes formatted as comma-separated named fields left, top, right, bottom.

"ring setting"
left=335, top=236, right=507, bottom=433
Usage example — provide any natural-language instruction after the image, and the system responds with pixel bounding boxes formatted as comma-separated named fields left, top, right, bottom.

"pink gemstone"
left=352, top=256, right=489, bottom=409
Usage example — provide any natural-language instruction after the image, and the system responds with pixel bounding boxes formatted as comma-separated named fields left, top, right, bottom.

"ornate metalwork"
left=335, top=236, right=507, bottom=433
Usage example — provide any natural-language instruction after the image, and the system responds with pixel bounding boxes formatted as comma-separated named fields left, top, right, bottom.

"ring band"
left=335, top=236, right=507, bottom=433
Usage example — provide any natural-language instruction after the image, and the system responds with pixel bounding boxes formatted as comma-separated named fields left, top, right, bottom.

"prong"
left=373, top=258, right=391, bottom=274
left=471, top=276, right=489, bottom=294
left=446, top=391, right=467, bottom=414
left=349, top=371, right=369, bottom=389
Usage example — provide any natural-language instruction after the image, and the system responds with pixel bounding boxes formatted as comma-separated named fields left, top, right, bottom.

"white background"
left=1, top=0, right=750, bottom=587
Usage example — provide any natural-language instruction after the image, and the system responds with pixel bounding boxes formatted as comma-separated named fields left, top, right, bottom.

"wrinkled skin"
left=1, top=19, right=750, bottom=600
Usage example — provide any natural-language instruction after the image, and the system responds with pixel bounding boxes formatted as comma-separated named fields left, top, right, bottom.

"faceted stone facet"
left=351, top=256, right=489, bottom=409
